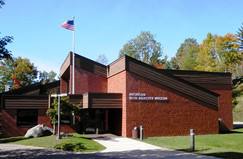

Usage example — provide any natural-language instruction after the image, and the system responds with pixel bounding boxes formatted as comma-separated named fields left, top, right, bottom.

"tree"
left=119, top=31, right=163, bottom=66
left=195, top=33, right=241, bottom=73
left=194, top=33, right=218, bottom=72
left=232, top=77, right=243, bottom=108
left=96, top=54, right=108, bottom=65
left=234, top=23, right=243, bottom=77
left=219, top=33, right=241, bottom=73
left=168, top=57, right=180, bottom=70
left=0, top=0, right=5, bottom=8
left=39, top=71, right=57, bottom=84
left=46, top=96, right=80, bottom=134
left=0, top=35, right=13, bottom=60
left=0, top=57, right=38, bottom=92
left=0, top=1, right=13, bottom=60
left=176, top=38, right=199, bottom=70
left=237, top=23, right=243, bottom=50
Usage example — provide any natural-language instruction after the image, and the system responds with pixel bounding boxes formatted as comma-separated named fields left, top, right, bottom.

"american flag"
left=60, top=20, right=74, bottom=31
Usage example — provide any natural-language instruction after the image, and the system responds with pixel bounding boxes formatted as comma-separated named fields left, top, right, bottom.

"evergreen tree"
left=237, top=23, right=243, bottom=51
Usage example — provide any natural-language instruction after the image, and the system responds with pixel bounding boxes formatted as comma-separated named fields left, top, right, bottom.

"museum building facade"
left=0, top=52, right=233, bottom=137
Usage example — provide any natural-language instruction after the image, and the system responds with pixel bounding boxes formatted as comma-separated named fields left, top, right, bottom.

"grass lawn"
left=0, top=133, right=105, bottom=152
left=142, top=128, right=243, bottom=159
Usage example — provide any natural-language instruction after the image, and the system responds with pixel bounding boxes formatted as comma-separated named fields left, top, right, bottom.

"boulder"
left=24, top=124, right=53, bottom=138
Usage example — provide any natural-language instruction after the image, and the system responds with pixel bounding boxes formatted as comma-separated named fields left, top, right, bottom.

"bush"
left=54, top=142, right=87, bottom=151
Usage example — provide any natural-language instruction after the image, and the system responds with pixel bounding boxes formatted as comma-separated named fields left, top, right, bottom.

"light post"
left=50, top=93, right=67, bottom=139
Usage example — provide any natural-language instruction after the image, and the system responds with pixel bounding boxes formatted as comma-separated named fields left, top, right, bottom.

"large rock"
left=24, top=124, right=53, bottom=138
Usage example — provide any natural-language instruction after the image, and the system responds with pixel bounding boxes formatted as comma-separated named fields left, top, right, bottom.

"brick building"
left=0, top=52, right=233, bottom=137
left=60, top=52, right=233, bottom=137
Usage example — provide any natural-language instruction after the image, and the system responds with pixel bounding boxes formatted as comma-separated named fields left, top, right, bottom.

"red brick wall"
left=60, top=78, right=68, bottom=94
left=72, top=66, right=107, bottom=94
left=197, top=84, right=233, bottom=130
left=107, top=71, right=127, bottom=137
left=2, top=109, right=76, bottom=137
left=125, top=72, right=219, bottom=137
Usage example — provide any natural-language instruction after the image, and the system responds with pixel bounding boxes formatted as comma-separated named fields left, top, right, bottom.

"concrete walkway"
left=0, top=134, right=221, bottom=159
left=86, top=134, right=220, bottom=159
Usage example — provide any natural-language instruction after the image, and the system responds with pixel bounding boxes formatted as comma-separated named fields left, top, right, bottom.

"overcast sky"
left=1, top=0, right=242, bottom=74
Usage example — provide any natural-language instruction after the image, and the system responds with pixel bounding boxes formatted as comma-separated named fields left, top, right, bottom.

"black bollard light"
left=190, top=129, right=195, bottom=152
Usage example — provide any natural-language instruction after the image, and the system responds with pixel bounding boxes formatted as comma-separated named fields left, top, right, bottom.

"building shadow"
left=0, top=136, right=28, bottom=143
left=204, top=152, right=243, bottom=159
left=0, top=147, right=219, bottom=159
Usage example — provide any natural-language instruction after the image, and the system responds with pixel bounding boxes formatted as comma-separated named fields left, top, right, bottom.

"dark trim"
left=1, top=81, right=60, bottom=95
left=2, top=95, right=49, bottom=110
left=60, top=52, right=72, bottom=70
left=160, top=69, right=232, bottom=76
left=82, top=92, right=122, bottom=109
left=74, top=53, right=107, bottom=78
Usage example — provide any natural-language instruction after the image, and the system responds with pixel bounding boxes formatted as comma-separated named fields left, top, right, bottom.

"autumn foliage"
left=0, top=57, right=38, bottom=92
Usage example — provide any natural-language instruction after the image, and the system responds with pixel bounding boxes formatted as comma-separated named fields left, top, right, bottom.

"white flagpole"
left=72, top=16, right=75, bottom=94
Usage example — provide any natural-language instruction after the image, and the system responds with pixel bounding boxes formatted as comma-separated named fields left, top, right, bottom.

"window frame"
left=17, top=109, right=38, bottom=127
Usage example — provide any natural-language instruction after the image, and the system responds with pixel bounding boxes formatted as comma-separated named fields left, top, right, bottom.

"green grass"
left=142, top=128, right=243, bottom=159
left=0, top=133, right=105, bottom=152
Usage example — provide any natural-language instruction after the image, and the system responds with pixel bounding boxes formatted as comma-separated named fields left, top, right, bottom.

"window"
left=17, top=109, right=38, bottom=126
left=61, top=115, right=71, bottom=125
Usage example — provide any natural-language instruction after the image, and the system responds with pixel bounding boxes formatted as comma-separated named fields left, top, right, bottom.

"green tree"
left=168, top=57, right=180, bottom=70
left=176, top=38, right=199, bottom=70
left=46, top=96, right=80, bottom=134
left=237, top=23, right=243, bottom=50
left=119, top=31, right=163, bottom=66
left=234, top=23, right=243, bottom=77
left=219, top=33, right=241, bottom=73
left=39, top=71, right=57, bottom=84
left=0, top=57, right=38, bottom=92
left=195, top=33, right=241, bottom=73
left=0, top=34, right=13, bottom=60
left=0, top=1, right=13, bottom=60
left=0, top=0, right=4, bottom=8
left=195, top=33, right=218, bottom=71
left=160, top=55, right=171, bottom=69
left=232, top=77, right=243, bottom=108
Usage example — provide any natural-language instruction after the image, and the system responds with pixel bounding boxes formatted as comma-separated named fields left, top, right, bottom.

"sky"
left=0, top=0, right=243, bottom=75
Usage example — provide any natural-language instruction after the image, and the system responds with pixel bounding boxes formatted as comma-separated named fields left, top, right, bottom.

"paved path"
left=87, top=134, right=220, bottom=159
left=0, top=134, right=220, bottom=159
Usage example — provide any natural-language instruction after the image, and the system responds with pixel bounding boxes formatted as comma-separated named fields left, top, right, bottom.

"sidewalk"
left=87, top=134, right=220, bottom=159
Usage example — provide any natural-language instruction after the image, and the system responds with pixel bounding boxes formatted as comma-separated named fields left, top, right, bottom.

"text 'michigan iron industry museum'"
left=0, top=52, right=233, bottom=137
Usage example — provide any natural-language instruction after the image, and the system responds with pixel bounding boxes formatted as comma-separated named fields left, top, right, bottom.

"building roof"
left=0, top=80, right=60, bottom=95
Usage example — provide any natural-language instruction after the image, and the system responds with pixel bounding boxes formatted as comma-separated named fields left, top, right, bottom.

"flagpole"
left=72, top=16, right=75, bottom=94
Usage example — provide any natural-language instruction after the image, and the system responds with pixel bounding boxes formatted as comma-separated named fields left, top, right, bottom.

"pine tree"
left=237, top=23, right=243, bottom=51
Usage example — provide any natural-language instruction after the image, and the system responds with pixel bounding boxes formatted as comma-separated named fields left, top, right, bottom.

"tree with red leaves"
left=0, top=57, right=38, bottom=92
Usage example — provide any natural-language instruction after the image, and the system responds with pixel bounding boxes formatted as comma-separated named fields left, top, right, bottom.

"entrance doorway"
left=79, top=108, right=121, bottom=135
